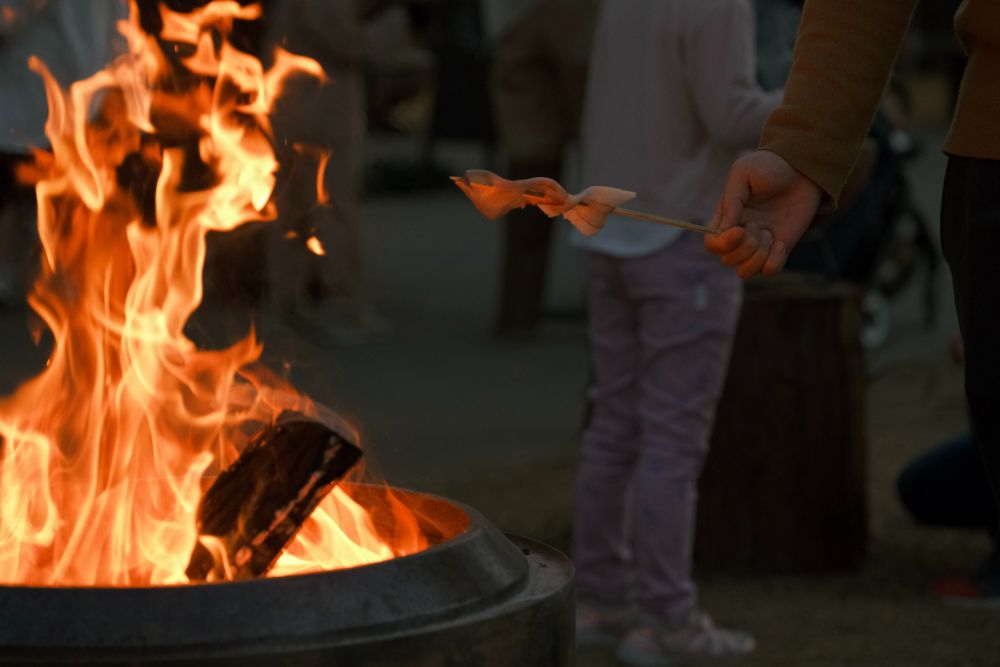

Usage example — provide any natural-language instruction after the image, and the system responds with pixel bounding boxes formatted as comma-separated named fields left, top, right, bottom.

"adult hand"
left=704, top=150, right=824, bottom=278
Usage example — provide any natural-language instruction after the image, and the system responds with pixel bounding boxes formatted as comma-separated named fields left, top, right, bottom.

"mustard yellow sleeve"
left=760, top=0, right=919, bottom=204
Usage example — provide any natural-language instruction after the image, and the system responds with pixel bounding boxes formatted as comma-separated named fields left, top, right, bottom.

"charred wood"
left=186, top=410, right=363, bottom=581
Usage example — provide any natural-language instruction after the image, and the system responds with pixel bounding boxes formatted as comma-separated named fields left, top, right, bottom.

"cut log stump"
left=186, top=411, right=363, bottom=581
left=694, top=275, right=867, bottom=572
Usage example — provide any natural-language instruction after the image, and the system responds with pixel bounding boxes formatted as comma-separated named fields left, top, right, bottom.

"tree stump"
left=694, top=274, right=867, bottom=572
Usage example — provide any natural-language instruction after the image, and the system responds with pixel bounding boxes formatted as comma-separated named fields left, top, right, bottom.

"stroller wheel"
left=860, top=289, right=891, bottom=350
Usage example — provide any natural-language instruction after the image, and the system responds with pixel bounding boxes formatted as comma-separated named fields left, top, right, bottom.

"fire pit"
left=0, top=3, right=574, bottom=664
left=0, top=487, right=574, bottom=665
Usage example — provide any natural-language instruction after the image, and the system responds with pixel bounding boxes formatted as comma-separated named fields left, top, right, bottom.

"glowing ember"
left=305, top=236, right=326, bottom=256
left=0, top=1, right=424, bottom=587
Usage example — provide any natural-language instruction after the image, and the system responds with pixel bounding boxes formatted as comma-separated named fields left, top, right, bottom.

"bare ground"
left=426, top=355, right=1000, bottom=667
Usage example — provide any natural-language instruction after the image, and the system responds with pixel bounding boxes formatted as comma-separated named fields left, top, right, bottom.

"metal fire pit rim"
left=152, top=533, right=575, bottom=665
left=0, top=486, right=533, bottom=651
left=0, top=534, right=574, bottom=666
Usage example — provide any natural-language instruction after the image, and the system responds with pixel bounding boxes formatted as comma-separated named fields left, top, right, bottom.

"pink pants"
left=573, top=233, right=742, bottom=622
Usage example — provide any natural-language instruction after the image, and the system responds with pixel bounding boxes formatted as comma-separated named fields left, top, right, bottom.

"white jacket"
left=574, top=0, right=782, bottom=258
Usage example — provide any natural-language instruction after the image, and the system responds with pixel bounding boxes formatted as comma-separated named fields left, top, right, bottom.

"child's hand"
left=705, top=151, right=822, bottom=278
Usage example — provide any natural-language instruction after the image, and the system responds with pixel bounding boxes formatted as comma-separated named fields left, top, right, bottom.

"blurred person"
left=0, top=0, right=125, bottom=305
left=898, top=432, right=1000, bottom=604
left=265, top=0, right=388, bottom=344
left=703, top=0, right=1000, bottom=595
left=570, top=0, right=781, bottom=663
left=481, top=0, right=598, bottom=338
left=898, top=334, right=1000, bottom=605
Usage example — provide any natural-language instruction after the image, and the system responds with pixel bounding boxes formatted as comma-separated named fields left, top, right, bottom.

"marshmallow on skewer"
left=450, top=169, right=636, bottom=236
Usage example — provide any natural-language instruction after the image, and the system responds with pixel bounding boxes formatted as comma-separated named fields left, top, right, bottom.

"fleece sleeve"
left=760, top=0, right=919, bottom=204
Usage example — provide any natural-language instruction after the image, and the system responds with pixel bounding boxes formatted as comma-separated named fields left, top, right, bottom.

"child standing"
left=571, top=0, right=781, bottom=663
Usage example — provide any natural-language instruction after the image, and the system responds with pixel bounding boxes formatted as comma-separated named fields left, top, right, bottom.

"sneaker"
left=616, top=610, right=755, bottom=666
left=930, top=567, right=1000, bottom=608
left=576, top=600, right=629, bottom=649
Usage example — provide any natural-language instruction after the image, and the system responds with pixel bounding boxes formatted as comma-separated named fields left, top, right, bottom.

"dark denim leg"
left=940, top=156, right=1000, bottom=533
left=897, top=433, right=998, bottom=532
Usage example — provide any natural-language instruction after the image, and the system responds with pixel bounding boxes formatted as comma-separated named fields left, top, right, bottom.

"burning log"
left=186, top=411, right=364, bottom=581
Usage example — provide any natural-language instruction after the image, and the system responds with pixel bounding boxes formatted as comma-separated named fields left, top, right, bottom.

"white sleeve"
left=681, top=0, right=783, bottom=148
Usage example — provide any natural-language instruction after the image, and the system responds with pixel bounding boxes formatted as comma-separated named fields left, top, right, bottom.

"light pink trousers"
left=573, top=233, right=742, bottom=623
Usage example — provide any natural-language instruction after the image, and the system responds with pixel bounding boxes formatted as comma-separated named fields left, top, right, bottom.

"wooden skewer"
left=609, top=206, right=715, bottom=235
left=523, top=189, right=715, bottom=235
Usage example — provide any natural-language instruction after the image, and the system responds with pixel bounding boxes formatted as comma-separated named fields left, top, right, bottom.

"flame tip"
left=1, top=0, right=422, bottom=587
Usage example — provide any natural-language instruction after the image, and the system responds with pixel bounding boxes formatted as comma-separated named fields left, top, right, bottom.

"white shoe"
left=617, top=610, right=755, bottom=666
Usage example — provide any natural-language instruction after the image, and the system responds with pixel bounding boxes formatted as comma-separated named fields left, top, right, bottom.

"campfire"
left=0, top=0, right=426, bottom=587
left=0, top=4, right=577, bottom=663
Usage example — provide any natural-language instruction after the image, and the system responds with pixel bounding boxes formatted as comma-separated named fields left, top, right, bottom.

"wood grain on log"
left=186, top=411, right=363, bottom=581
left=695, top=275, right=867, bottom=572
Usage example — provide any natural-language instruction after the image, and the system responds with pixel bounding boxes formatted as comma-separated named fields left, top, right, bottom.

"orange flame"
left=0, top=1, right=424, bottom=586
left=315, top=149, right=331, bottom=205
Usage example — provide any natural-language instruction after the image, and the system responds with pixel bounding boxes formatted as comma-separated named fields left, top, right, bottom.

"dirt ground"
left=430, top=354, right=1000, bottom=667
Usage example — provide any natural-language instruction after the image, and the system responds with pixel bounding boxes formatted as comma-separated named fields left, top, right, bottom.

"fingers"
left=709, top=163, right=750, bottom=232
left=708, top=200, right=725, bottom=233
left=720, top=223, right=762, bottom=267
left=707, top=224, right=778, bottom=280
left=762, top=241, right=789, bottom=277
left=736, top=229, right=773, bottom=279
left=704, top=226, right=744, bottom=254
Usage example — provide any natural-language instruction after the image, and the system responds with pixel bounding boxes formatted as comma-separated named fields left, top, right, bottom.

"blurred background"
left=0, top=0, right=992, bottom=664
